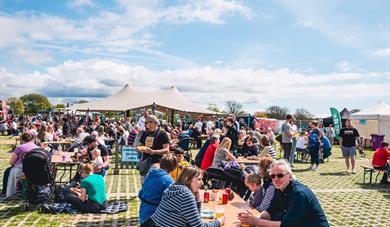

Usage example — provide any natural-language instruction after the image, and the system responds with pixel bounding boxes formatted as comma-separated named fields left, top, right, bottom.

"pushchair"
left=22, top=148, right=55, bottom=210
left=178, top=136, right=194, bottom=163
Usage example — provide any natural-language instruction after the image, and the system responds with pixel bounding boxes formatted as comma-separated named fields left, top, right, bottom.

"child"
left=296, top=131, right=309, bottom=161
left=244, top=173, right=262, bottom=209
left=260, top=136, right=277, bottom=160
left=170, top=148, right=190, bottom=181
left=91, top=149, right=105, bottom=176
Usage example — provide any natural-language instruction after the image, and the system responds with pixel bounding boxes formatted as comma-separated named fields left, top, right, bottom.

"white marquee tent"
left=350, top=101, right=390, bottom=139
left=69, top=84, right=214, bottom=115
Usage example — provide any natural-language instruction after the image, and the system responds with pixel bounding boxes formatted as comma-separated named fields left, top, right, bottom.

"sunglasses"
left=270, top=172, right=289, bottom=179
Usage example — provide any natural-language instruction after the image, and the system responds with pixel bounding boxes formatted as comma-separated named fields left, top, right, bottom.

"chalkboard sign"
left=121, top=146, right=139, bottom=162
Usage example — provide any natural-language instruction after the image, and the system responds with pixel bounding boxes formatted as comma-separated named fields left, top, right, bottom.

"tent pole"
left=171, top=109, right=175, bottom=125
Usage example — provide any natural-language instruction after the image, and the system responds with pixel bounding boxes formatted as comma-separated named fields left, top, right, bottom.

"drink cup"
left=215, top=205, right=225, bottom=219
left=204, top=191, right=210, bottom=203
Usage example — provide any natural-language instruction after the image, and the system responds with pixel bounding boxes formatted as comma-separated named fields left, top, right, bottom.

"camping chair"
left=204, top=167, right=230, bottom=189
left=179, top=137, right=194, bottom=163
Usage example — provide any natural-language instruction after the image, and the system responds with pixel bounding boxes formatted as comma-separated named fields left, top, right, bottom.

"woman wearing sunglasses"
left=238, top=159, right=329, bottom=227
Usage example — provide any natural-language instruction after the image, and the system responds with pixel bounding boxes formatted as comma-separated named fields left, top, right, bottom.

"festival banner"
left=330, top=107, right=341, bottom=139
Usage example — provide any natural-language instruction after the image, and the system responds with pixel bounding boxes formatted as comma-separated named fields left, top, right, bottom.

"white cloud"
left=372, top=48, right=390, bottom=58
left=336, top=61, right=351, bottom=72
left=11, top=48, right=53, bottom=65
left=1, top=60, right=388, bottom=113
left=67, top=0, right=94, bottom=9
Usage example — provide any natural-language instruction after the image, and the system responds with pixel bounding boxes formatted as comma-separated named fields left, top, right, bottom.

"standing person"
left=372, top=141, right=390, bottom=184
left=339, top=119, right=360, bottom=174
left=326, top=124, right=336, bottom=146
left=146, top=166, right=223, bottom=227
left=194, top=118, right=203, bottom=148
left=266, top=127, right=275, bottom=146
left=307, top=121, right=321, bottom=171
left=138, top=154, right=177, bottom=224
left=238, top=160, right=329, bottom=227
left=281, top=115, right=294, bottom=162
left=137, top=115, right=170, bottom=177
left=289, top=118, right=298, bottom=167
left=137, top=111, right=148, bottom=131
left=225, top=117, right=239, bottom=153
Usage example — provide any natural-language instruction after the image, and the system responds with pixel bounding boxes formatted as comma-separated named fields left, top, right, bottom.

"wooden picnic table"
left=236, top=156, right=260, bottom=165
left=51, top=151, right=80, bottom=183
left=201, top=189, right=260, bottom=226
left=43, top=139, right=74, bottom=151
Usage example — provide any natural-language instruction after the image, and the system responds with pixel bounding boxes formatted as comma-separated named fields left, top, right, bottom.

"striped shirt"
left=151, top=185, right=220, bottom=227
left=260, top=146, right=277, bottom=160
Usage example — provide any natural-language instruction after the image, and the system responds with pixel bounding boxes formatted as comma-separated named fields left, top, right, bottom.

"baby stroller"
left=22, top=148, right=54, bottom=209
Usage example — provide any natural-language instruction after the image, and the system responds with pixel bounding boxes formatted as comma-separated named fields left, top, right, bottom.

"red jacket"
left=372, top=147, right=390, bottom=167
left=200, top=143, right=219, bottom=171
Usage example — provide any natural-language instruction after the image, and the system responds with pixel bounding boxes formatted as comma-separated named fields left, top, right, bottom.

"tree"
left=225, top=101, right=245, bottom=117
left=20, top=93, right=51, bottom=114
left=207, top=104, right=222, bottom=113
left=294, top=108, right=314, bottom=120
left=265, top=106, right=289, bottom=120
left=254, top=111, right=268, bottom=118
left=7, top=97, right=25, bottom=114
left=55, top=104, right=66, bottom=109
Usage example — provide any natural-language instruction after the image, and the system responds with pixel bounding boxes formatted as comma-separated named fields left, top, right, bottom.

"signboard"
left=330, top=108, right=341, bottom=140
left=121, top=146, right=139, bottom=162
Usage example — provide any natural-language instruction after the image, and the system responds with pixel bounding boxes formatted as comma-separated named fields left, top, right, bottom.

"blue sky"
left=0, top=0, right=389, bottom=115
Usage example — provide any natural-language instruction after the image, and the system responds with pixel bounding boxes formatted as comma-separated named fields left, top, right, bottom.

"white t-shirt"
left=296, top=136, right=306, bottom=149
left=93, top=156, right=104, bottom=167
left=136, top=117, right=145, bottom=131
left=206, top=121, right=214, bottom=131
left=194, top=121, right=203, bottom=133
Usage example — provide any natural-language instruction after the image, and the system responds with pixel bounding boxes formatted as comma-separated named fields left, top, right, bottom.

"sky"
left=0, top=0, right=389, bottom=115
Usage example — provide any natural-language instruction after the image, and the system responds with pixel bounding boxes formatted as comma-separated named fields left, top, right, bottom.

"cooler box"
left=370, top=134, right=385, bottom=150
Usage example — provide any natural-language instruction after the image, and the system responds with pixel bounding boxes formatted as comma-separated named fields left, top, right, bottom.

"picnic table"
left=51, top=151, right=80, bottom=183
left=236, top=156, right=259, bottom=165
left=200, top=189, right=260, bottom=226
left=43, top=139, right=74, bottom=151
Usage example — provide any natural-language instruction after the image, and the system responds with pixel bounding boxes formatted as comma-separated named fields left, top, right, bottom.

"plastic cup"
left=215, top=205, right=225, bottom=219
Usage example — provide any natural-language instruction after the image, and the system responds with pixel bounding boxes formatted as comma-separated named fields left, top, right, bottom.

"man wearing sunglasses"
left=239, top=160, right=329, bottom=227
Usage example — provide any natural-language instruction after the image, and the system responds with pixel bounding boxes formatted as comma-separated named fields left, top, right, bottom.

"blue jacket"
left=138, top=168, right=173, bottom=224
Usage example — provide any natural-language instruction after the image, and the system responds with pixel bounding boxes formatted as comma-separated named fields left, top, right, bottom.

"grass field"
left=0, top=136, right=389, bottom=227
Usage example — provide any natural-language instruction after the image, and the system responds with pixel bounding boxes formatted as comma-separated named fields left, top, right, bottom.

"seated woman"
left=260, top=136, right=276, bottom=160
left=200, top=135, right=220, bottom=170
left=241, top=137, right=259, bottom=157
left=66, top=163, right=108, bottom=213
left=211, top=137, right=236, bottom=168
left=4, top=132, right=37, bottom=197
left=145, top=166, right=224, bottom=227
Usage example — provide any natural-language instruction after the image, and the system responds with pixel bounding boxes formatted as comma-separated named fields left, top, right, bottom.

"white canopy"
left=350, top=101, right=390, bottom=120
left=69, top=84, right=214, bottom=114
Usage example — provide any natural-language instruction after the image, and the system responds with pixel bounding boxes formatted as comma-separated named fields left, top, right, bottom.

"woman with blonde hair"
left=212, top=137, right=236, bottom=167
left=146, top=166, right=223, bottom=227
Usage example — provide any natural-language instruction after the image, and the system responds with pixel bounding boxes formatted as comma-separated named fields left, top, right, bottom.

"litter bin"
left=370, top=134, right=385, bottom=150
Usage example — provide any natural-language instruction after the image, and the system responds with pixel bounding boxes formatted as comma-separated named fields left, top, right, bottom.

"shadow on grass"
left=319, top=172, right=350, bottom=176
left=0, top=203, right=27, bottom=222
left=74, top=217, right=139, bottom=227
left=356, top=182, right=390, bottom=192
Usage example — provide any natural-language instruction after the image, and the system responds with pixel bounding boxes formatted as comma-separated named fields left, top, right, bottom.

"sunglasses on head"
left=270, top=172, right=289, bottom=179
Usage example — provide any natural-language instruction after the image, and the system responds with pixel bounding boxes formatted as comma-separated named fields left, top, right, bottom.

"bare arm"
left=79, top=188, right=87, bottom=202
left=9, top=153, right=18, bottom=165
left=148, top=144, right=169, bottom=155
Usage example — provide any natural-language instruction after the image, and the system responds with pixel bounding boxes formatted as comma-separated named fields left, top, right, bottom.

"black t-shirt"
left=87, top=142, right=109, bottom=160
left=226, top=125, right=239, bottom=148
left=140, top=128, right=170, bottom=163
left=339, top=127, right=359, bottom=147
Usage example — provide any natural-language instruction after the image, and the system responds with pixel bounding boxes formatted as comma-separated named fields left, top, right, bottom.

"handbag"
left=275, top=134, right=282, bottom=143
left=139, top=157, right=153, bottom=176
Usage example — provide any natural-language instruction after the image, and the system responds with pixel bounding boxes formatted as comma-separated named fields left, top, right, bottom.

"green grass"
left=0, top=136, right=389, bottom=226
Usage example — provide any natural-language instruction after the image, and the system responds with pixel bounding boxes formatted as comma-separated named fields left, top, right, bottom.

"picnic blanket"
left=40, top=201, right=128, bottom=214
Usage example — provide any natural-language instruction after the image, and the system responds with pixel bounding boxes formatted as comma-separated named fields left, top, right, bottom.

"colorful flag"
left=330, top=107, right=341, bottom=139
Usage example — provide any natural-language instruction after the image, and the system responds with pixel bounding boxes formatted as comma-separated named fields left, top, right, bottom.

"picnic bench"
left=361, top=165, right=388, bottom=184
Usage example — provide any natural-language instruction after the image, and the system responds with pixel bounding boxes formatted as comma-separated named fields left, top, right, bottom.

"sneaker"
left=351, top=169, right=356, bottom=174
left=344, top=170, right=350, bottom=174
left=306, top=166, right=314, bottom=170
left=313, top=165, right=319, bottom=171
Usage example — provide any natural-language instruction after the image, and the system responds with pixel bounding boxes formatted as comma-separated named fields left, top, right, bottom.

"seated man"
left=238, top=159, right=329, bottom=227
left=372, top=141, right=390, bottom=184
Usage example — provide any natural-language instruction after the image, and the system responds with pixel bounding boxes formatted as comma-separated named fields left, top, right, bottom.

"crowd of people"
left=1, top=110, right=388, bottom=226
